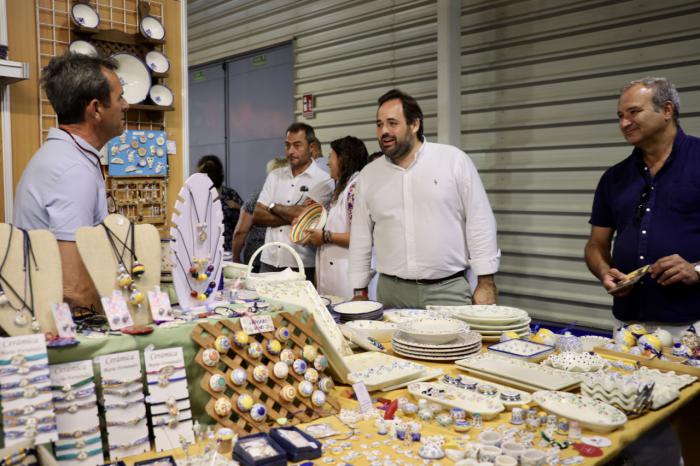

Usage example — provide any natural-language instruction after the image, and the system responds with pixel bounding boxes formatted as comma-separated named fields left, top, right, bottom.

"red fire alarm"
left=302, top=93, right=314, bottom=118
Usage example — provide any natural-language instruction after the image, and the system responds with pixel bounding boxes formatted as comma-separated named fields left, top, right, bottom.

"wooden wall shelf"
left=73, top=28, right=164, bottom=46
left=130, top=104, right=174, bottom=112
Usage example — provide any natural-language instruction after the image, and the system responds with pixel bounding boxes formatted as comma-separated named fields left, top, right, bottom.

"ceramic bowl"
left=333, top=300, right=383, bottom=316
left=543, top=351, right=609, bottom=372
left=399, top=317, right=469, bottom=344
left=344, top=320, right=398, bottom=342
left=145, top=50, right=170, bottom=74
left=69, top=40, right=98, bottom=57
left=149, top=84, right=173, bottom=107
left=112, top=53, right=151, bottom=104
left=71, top=3, right=99, bottom=29
left=290, top=203, right=327, bottom=243
left=139, top=15, right=165, bottom=40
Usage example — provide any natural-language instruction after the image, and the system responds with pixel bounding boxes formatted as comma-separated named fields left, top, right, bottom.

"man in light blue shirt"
left=14, top=53, right=128, bottom=309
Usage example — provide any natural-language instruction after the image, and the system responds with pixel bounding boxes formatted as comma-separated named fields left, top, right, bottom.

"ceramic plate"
left=428, top=304, right=528, bottom=324
left=469, top=317, right=532, bottom=330
left=580, top=335, right=613, bottom=352
left=473, top=325, right=531, bottom=335
left=344, top=320, right=398, bottom=342
left=140, top=15, right=165, bottom=40
left=290, top=203, right=328, bottom=243
left=112, top=53, right=151, bottom=104
left=399, top=317, right=469, bottom=344
left=456, top=353, right=581, bottom=391
left=543, top=352, right=609, bottom=372
left=69, top=40, right=98, bottom=57
left=346, top=353, right=426, bottom=391
left=333, top=300, right=383, bottom=315
left=393, top=329, right=482, bottom=350
left=392, top=340, right=481, bottom=356
left=145, top=50, right=170, bottom=74
left=384, top=309, right=449, bottom=323
left=71, top=3, right=99, bottom=28
left=392, top=346, right=480, bottom=362
left=532, top=391, right=627, bottom=433
left=408, top=382, right=505, bottom=420
left=149, top=84, right=173, bottom=106
left=488, top=339, right=554, bottom=359
left=635, top=366, right=697, bottom=391
left=440, top=374, right=533, bottom=409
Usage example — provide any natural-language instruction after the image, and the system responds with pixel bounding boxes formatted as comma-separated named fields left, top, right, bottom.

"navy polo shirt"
left=590, top=128, right=700, bottom=323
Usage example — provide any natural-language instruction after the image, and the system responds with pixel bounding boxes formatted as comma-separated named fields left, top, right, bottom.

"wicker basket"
left=244, top=242, right=306, bottom=290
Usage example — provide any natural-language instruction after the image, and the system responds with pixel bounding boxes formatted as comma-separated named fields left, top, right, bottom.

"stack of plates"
left=392, top=329, right=482, bottom=361
left=428, top=305, right=531, bottom=341
left=333, top=300, right=383, bottom=323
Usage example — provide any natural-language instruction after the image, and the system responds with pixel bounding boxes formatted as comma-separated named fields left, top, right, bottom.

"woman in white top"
left=302, top=136, right=369, bottom=300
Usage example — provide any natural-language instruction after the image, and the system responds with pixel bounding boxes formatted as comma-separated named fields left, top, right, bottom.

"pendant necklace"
left=0, top=227, right=41, bottom=332
left=101, top=222, right=145, bottom=307
left=188, top=186, right=211, bottom=242
left=173, top=224, right=222, bottom=301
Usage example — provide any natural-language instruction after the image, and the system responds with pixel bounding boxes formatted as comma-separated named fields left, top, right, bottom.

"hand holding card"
left=607, top=265, right=649, bottom=295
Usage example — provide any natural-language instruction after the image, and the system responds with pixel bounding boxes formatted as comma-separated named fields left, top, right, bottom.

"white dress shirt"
left=349, top=141, right=500, bottom=289
left=257, top=162, right=333, bottom=267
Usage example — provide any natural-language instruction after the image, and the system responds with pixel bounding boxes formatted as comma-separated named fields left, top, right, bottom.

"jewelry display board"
left=191, top=312, right=340, bottom=436
left=76, top=214, right=161, bottom=326
left=170, top=174, right=224, bottom=309
left=106, top=178, right=168, bottom=226
left=0, top=224, right=63, bottom=336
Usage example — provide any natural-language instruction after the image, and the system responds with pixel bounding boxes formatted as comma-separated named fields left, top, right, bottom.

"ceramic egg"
left=304, top=368, right=319, bottom=383
left=233, top=331, right=249, bottom=347
left=626, top=323, right=648, bottom=337
left=208, top=374, right=226, bottom=392
left=236, top=393, right=254, bottom=411
left=681, top=331, right=700, bottom=351
left=281, top=385, right=296, bottom=402
left=250, top=403, right=267, bottom=421
left=556, top=332, right=583, bottom=353
left=653, top=328, right=673, bottom=348
left=202, top=348, right=220, bottom=367
left=313, top=354, right=328, bottom=372
left=298, top=380, right=314, bottom=397
left=280, top=348, right=295, bottom=365
left=302, top=345, right=318, bottom=362
left=615, top=328, right=637, bottom=347
left=214, top=397, right=232, bottom=416
left=293, top=359, right=307, bottom=375
left=318, top=376, right=334, bottom=393
left=311, top=390, right=326, bottom=407
left=214, top=335, right=231, bottom=353
left=229, top=367, right=247, bottom=386
left=628, top=346, right=643, bottom=356
left=247, top=342, right=263, bottom=359
left=672, top=343, right=690, bottom=357
left=275, top=327, right=291, bottom=342
left=252, top=365, right=269, bottom=383
left=273, top=361, right=289, bottom=379
left=532, top=328, right=557, bottom=346
left=638, top=334, right=662, bottom=353
left=266, top=339, right=282, bottom=355
left=500, top=331, right=520, bottom=342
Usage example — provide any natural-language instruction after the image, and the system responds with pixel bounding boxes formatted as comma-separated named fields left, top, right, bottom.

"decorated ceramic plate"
left=488, top=339, right=554, bottom=359
left=468, top=317, right=532, bottom=330
left=399, top=317, right=469, bottom=344
left=347, top=356, right=425, bottom=391
left=532, top=390, right=627, bottom=432
left=112, top=53, right=151, bottom=104
left=140, top=15, right=166, bottom=40
left=542, top=352, right=609, bottom=372
left=290, top=203, right=327, bottom=243
left=408, top=382, right=505, bottom=420
left=71, top=3, right=99, bottom=28
left=145, top=50, right=170, bottom=74
left=580, top=335, right=613, bottom=352
left=392, top=345, right=481, bottom=362
left=383, top=308, right=451, bottom=323
left=428, top=304, right=528, bottom=324
left=344, top=320, right=398, bottom=342
left=473, top=325, right=531, bottom=335
left=393, top=329, right=481, bottom=350
left=333, top=300, right=383, bottom=316
left=149, top=84, right=173, bottom=106
left=392, top=340, right=481, bottom=356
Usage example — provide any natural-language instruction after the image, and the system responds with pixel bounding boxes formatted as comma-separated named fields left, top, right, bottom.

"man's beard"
left=381, top=135, right=413, bottom=162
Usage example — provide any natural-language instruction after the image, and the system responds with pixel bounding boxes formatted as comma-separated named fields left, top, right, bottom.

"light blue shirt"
left=13, top=128, right=108, bottom=241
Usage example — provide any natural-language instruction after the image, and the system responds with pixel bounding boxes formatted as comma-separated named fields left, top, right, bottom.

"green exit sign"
left=252, top=54, right=267, bottom=67
left=193, top=70, right=206, bottom=82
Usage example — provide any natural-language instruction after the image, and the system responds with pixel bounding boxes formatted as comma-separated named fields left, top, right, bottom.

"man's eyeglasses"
left=634, top=184, right=653, bottom=223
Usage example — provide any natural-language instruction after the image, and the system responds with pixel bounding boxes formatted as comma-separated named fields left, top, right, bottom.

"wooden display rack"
left=192, top=311, right=340, bottom=436
left=106, top=177, right=168, bottom=229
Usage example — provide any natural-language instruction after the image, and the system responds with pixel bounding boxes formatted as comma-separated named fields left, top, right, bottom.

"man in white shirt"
left=349, top=89, right=500, bottom=308
left=253, top=123, right=333, bottom=280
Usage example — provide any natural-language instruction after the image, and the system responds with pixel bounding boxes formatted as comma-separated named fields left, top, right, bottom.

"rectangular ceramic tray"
left=487, top=339, right=554, bottom=361
left=594, top=346, right=700, bottom=378
left=455, top=353, right=580, bottom=392
left=346, top=352, right=427, bottom=391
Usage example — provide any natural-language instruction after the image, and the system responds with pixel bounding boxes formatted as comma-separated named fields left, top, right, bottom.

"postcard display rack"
left=0, top=224, right=63, bottom=336
left=191, top=311, right=340, bottom=436
left=170, top=174, right=224, bottom=310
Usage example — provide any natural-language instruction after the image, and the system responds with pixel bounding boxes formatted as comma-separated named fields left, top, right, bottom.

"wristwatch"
left=268, top=202, right=276, bottom=213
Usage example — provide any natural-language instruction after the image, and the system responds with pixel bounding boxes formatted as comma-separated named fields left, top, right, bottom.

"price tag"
left=240, top=315, right=275, bottom=335
left=352, top=382, right=373, bottom=413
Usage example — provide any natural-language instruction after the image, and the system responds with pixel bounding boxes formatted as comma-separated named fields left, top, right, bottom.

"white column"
left=0, top=0, right=13, bottom=221
left=436, top=0, right=461, bottom=147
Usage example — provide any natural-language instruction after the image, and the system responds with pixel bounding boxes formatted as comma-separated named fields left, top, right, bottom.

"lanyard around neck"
left=58, top=128, right=105, bottom=179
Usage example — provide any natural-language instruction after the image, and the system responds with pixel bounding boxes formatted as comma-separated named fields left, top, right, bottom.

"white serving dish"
left=145, top=50, right=170, bottom=74
left=456, top=353, right=581, bottom=391
left=140, top=15, right=165, bottom=40
left=333, top=300, right=383, bottom=316
left=469, top=317, right=532, bottom=330
left=344, top=320, right=398, bottom=342
left=399, top=317, right=469, bottom=344
left=69, top=40, right=98, bottom=57
left=149, top=84, right=173, bottom=106
left=580, top=371, right=678, bottom=411
left=532, top=390, right=627, bottom=433
left=488, top=339, right=554, bottom=360
left=380, top=367, right=444, bottom=392
left=408, top=382, right=505, bottom=420
left=428, top=304, right=528, bottom=324
left=339, top=325, right=385, bottom=352
left=580, top=335, right=613, bottom=352
left=440, top=374, right=533, bottom=409
left=635, top=366, right=697, bottom=391
left=383, top=308, right=449, bottom=323
left=392, top=339, right=481, bottom=355
left=393, top=329, right=481, bottom=350
left=71, top=3, right=99, bottom=29
left=543, top=352, right=609, bottom=372
left=346, top=353, right=426, bottom=391
left=112, top=53, right=151, bottom=104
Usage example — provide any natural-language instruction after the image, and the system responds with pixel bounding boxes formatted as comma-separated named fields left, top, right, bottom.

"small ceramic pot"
left=500, top=442, right=525, bottom=462
left=478, top=430, right=502, bottom=447
left=229, top=367, right=246, bottom=386
left=479, top=445, right=502, bottom=463
left=214, top=397, right=231, bottom=416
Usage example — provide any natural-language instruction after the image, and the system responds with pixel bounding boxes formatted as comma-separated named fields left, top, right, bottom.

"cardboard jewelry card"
left=144, top=347, right=193, bottom=451
left=97, top=351, right=149, bottom=459
left=102, top=292, right=134, bottom=330
left=50, top=360, right=102, bottom=466
left=148, top=287, right=174, bottom=323
left=0, top=334, right=57, bottom=447
left=51, top=303, right=77, bottom=339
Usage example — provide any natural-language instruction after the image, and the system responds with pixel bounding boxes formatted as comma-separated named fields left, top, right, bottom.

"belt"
left=382, top=270, right=465, bottom=285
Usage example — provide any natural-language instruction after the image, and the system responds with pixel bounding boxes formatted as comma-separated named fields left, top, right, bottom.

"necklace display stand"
left=170, top=173, right=224, bottom=310
left=76, top=214, right=161, bottom=326
left=0, top=224, right=63, bottom=336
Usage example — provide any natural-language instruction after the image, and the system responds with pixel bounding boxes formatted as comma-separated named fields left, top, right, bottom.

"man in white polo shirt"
left=349, top=89, right=500, bottom=308
left=253, top=123, right=333, bottom=281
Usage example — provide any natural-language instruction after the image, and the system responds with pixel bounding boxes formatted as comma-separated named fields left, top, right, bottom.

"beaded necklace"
left=188, top=186, right=211, bottom=242
left=101, top=222, right=145, bottom=306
